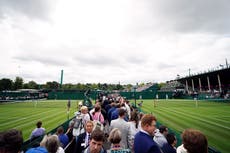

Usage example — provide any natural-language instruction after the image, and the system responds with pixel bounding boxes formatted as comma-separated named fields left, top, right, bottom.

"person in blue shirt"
left=30, top=121, right=45, bottom=140
left=56, top=126, right=69, bottom=148
left=134, top=114, right=161, bottom=153
left=161, top=133, right=177, bottom=153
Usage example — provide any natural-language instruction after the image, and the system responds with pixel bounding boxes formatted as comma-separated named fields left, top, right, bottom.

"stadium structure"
left=176, top=66, right=230, bottom=100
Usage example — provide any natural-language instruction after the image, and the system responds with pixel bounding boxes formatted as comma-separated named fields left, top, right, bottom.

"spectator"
left=67, top=99, right=71, bottom=112
left=176, top=144, right=187, bottom=153
left=30, top=121, right=46, bottom=140
left=127, top=111, right=139, bottom=152
left=110, top=108, right=131, bottom=149
left=66, top=120, right=75, bottom=141
left=107, top=102, right=116, bottom=124
left=45, top=135, right=64, bottom=153
left=56, top=126, right=69, bottom=148
left=0, top=129, right=23, bottom=153
left=134, top=114, right=161, bottom=153
left=83, top=129, right=106, bottom=153
left=74, top=121, right=94, bottom=153
left=137, top=112, right=144, bottom=130
left=177, top=129, right=208, bottom=153
left=92, top=105, right=105, bottom=125
left=80, top=106, right=91, bottom=126
left=26, top=135, right=48, bottom=153
left=161, top=133, right=177, bottom=153
left=154, top=125, right=168, bottom=148
left=65, top=121, right=75, bottom=153
left=107, top=128, right=131, bottom=153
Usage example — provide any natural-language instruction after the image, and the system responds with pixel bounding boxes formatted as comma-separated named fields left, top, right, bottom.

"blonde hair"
left=80, top=106, right=88, bottom=111
left=108, top=128, right=121, bottom=144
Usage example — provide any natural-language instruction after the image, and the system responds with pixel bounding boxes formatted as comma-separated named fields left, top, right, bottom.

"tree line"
left=0, top=77, right=135, bottom=91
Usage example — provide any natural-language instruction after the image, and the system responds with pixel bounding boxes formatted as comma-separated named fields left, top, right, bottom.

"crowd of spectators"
left=1, top=93, right=209, bottom=153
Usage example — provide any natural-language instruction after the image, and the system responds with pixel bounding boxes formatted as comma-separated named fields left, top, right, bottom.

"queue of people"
left=0, top=94, right=208, bottom=153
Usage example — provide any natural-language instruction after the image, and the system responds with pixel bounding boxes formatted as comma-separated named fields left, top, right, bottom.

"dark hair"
left=0, top=129, right=23, bottom=153
left=93, top=105, right=101, bottom=115
left=159, top=125, right=167, bottom=133
left=129, top=111, right=139, bottom=128
left=118, top=108, right=126, bottom=117
left=166, top=133, right=176, bottom=145
left=57, top=126, right=64, bottom=134
left=94, top=105, right=101, bottom=112
left=182, top=129, right=208, bottom=153
left=36, top=121, right=42, bottom=128
left=139, top=112, right=144, bottom=120
left=90, top=129, right=105, bottom=142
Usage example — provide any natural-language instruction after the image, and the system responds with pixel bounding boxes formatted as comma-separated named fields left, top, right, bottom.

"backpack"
left=88, top=112, right=93, bottom=121
left=92, top=120, right=104, bottom=131
left=72, top=118, right=85, bottom=137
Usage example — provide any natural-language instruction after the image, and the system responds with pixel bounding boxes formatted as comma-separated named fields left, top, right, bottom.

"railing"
left=21, top=116, right=75, bottom=152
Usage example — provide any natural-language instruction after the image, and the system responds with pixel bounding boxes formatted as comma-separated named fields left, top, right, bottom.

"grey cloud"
left=157, top=63, right=175, bottom=70
left=23, top=72, right=58, bottom=83
left=0, top=0, right=55, bottom=20
left=124, top=54, right=147, bottom=65
left=74, top=54, right=119, bottom=67
left=148, top=0, right=230, bottom=34
left=14, top=54, right=69, bottom=66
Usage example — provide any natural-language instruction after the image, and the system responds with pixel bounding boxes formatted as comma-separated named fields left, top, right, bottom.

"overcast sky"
left=0, top=0, right=229, bottom=85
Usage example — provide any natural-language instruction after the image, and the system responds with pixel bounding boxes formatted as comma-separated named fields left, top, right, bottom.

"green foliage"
left=158, top=82, right=166, bottom=89
left=0, top=78, right=13, bottom=90
left=45, top=81, right=59, bottom=89
left=23, top=81, right=38, bottom=89
left=13, top=76, right=24, bottom=90
left=0, top=77, right=143, bottom=91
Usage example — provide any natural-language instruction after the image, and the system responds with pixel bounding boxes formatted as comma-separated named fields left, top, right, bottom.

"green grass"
left=0, top=99, right=229, bottom=153
left=139, top=99, right=230, bottom=153
left=0, top=100, right=77, bottom=140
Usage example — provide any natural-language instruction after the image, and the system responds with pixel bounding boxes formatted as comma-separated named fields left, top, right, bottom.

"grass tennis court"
left=0, top=100, right=76, bottom=139
left=141, top=99, right=230, bottom=153
left=0, top=99, right=229, bottom=153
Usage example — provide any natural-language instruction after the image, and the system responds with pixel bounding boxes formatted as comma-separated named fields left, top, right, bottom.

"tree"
left=23, top=83, right=29, bottom=89
left=62, top=83, right=73, bottom=89
left=158, top=82, right=166, bottom=90
left=0, top=78, right=13, bottom=91
left=45, top=81, right=59, bottom=89
left=27, top=81, right=38, bottom=89
left=116, top=84, right=124, bottom=90
left=13, top=77, right=23, bottom=90
left=124, top=84, right=133, bottom=92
